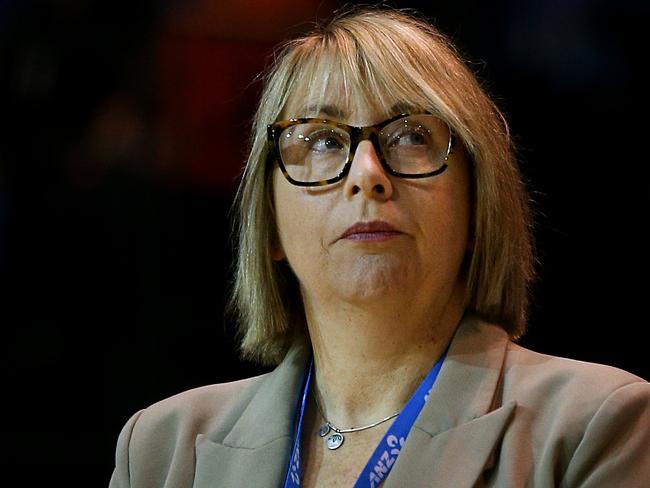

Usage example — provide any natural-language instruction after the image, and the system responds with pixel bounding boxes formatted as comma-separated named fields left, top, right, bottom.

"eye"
left=387, top=125, right=430, bottom=148
left=306, top=129, right=346, bottom=153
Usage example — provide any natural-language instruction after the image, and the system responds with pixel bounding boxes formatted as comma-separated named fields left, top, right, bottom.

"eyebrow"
left=389, top=101, right=418, bottom=115
left=298, top=102, right=419, bottom=121
left=301, top=104, right=347, bottom=119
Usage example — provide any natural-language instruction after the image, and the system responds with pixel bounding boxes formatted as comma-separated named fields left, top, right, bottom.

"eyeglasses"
left=267, top=112, right=455, bottom=187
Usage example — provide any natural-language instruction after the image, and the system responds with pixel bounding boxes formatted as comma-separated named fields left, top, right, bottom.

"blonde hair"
left=227, top=7, right=538, bottom=366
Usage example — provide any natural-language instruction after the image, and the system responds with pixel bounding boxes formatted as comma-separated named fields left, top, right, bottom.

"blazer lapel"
left=383, top=402, right=516, bottom=487
left=383, top=313, right=516, bottom=487
left=192, top=312, right=515, bottom=488
left=192, top=333, right=312, bottom=488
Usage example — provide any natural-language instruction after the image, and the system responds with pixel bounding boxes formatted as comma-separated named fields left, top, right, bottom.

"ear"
left=271, top=228, right=286, bottom=261
left=272, top=245, right=286, bottom=261
left=467, top=236, right=474, bottom=252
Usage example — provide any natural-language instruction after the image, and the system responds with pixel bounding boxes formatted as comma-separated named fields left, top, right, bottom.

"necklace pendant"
left=326, top=432, right=344, bottom=450
left=318, top=423, right=330, bottom=437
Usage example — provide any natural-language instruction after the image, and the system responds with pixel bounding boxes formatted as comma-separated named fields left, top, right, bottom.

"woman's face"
left=272, top=96, right=473, bottom=313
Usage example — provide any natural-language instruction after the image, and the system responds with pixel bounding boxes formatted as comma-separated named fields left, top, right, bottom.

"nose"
left=344, top=140, right=393, bottom=200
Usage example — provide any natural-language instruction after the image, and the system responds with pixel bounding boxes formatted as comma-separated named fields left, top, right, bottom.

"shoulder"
left=131, top=372, right=270, bottom=444
left=467, top=318, right=647, bottom=412
left=110, top=373, right=271, bottom=488
left=501, top=340, right=647, bottom=407
left=497, top=340, right=650, bottom=485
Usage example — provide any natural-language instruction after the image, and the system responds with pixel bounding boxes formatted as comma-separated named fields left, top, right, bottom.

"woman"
left=110, top=7, right=649, bottom=487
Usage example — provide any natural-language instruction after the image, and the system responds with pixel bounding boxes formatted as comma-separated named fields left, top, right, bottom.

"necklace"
left=312, top=386, right=400, bottom=450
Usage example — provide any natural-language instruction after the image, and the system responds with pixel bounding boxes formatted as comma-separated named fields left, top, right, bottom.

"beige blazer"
left=109, top=313, right=650, bottom=487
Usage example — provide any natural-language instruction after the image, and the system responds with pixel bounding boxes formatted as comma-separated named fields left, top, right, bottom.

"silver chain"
left=312, top=386, right=400, bottom=433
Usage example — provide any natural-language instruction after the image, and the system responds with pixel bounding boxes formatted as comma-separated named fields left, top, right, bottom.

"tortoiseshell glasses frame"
left=266, top=112, right=456, bottom=187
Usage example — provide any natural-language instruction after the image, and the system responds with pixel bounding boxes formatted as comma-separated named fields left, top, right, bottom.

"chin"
left=338, top=261, right=414, bottom=300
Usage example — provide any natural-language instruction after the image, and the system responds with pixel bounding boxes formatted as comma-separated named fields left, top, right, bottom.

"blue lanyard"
left=284, top=355, right=314, bottom=486
left=283, top=350, right=447, bottom=488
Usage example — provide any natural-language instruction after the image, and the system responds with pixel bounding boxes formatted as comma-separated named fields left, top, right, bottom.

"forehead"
left=283, top=99, right=419, bottom=125
left=279, top=60, right=422, bottom=125
left=281, top=90, right=423, bottom=129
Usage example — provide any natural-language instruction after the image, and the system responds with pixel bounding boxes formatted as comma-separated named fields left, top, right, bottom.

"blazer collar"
left=382, top=312, right=516, bottom=487
left=193, top=312, right=516, bottom=488
left=193, top=333, right=312, bottom=488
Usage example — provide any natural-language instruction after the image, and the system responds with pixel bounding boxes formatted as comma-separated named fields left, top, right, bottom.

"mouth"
left=340, top=220, right=403, bottom=242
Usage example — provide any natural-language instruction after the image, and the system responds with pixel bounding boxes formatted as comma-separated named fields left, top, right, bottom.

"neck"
left=302, top=282, right=466, bottom=428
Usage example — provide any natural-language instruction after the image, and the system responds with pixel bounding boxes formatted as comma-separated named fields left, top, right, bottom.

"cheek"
left=273, top=175, right=327, bottom=264
left=448, top=182, right=471, bottom=236
left=422, top=155, right=472, bottom=250
left=276, top=205, right=307, bottom=254
left=418, top=179, right=471, bottom=268
left=453, top=154, right=474, bottom=244
left=273, top=185, right=295, bottom=258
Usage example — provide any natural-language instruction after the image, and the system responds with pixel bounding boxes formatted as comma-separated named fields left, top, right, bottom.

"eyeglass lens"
left=278, top=115, right=450, bottom=183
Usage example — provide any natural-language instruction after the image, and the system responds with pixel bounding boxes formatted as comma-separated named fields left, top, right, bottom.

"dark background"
left=2, top=0, right=647, bottom=485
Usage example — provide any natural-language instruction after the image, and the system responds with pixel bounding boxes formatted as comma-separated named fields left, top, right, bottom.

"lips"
left=340, top=220, right=402, bottom=240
